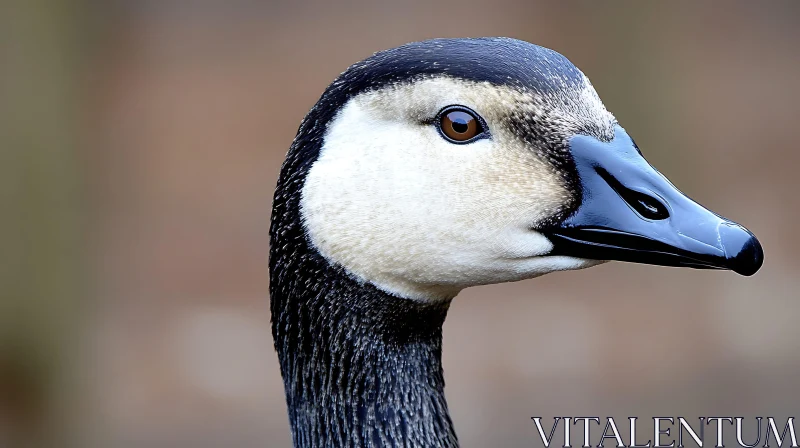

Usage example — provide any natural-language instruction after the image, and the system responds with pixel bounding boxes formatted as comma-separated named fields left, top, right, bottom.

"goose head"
left=271, top=37, right=765, bottom=448
left=294, top=37, right=763, bottom=303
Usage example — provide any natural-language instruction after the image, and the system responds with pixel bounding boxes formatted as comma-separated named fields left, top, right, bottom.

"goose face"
left=297, top=38, right=762, bottom=301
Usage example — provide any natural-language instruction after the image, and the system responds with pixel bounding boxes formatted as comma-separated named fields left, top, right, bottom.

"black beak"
left=543, top=126, right=763, bottom=276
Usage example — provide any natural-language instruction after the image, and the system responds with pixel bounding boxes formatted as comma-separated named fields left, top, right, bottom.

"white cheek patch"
left=300, top=77, right=610, bottom=302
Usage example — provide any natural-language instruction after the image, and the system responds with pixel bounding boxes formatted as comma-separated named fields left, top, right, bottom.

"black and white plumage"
left=270, top=38, right=763, bottom=448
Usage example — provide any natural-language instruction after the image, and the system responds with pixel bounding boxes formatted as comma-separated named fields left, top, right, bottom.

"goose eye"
left=437, top=107, right=485, bottom=143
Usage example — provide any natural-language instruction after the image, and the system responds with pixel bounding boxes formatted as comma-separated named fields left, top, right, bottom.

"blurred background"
left=2, top=1, right=799, bottom=447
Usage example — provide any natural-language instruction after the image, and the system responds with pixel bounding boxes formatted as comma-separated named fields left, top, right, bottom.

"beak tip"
left=720, top=224, right=764, bottom=276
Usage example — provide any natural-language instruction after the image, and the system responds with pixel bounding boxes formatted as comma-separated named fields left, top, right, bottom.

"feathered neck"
left=269, top=260, right=458, bottom=447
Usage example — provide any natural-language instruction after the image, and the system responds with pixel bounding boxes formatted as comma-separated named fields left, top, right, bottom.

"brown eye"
left=438, top=107, right=485, bottom=143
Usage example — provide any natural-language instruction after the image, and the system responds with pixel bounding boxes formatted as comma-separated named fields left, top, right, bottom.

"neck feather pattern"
left=270, top=261, right=457, bottom=447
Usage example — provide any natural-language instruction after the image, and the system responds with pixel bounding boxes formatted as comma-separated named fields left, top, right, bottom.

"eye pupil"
left=451, top=119, right=469, bottom=134
left=438, top=108, right=485, bottom=143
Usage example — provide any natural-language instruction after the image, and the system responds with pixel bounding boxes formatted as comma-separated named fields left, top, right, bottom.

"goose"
left=269, top=37, right=763, bottom=448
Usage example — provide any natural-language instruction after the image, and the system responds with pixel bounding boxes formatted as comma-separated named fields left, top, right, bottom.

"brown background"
left=2, top=1, right=800, bottom=447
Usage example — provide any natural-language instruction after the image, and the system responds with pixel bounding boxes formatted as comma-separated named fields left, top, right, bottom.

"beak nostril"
left=638, top=199, right=660, bottom=215
left=595, top=168, right=670, bottom=220
left=629, top=190, right=670, bottom=220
